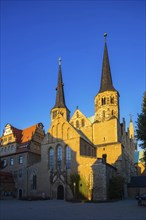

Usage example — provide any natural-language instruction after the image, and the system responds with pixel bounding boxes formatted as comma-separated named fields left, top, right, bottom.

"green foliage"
left=69, top=173, right=80, bottom=199
left=69, top=173, right=89, bottom=200
left=108, top=176, right=124, bottom=200
left=79, top=176, right=90, bottom=200
left=136, top=91, right=146, bottom=164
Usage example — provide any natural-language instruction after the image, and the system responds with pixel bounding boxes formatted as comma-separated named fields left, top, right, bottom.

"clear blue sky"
left=1, top=0, right=145, bottom=138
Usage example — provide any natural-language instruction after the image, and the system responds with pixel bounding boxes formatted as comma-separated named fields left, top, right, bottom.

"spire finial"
left=104, top=33, right=107, bottom=42
left=129, top=113, right=133, bottom=122
left=59, top=57, right=62, bottom=66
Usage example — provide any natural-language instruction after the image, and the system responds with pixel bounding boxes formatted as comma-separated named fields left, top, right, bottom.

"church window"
left=76, top=120, right=79, bottom=128
left=49, top=148, right=54, bottom=170
left=110, top=96, right=114, bottom=104
left=81, top=119, right=85, bottom=127
left=66, top=146, right=71, bottom=169
left=111, top=110, right=114, bottom=115
left=57, top=145, right=62, bottom=170
left=53, top=111, right=57, bottom=119
left=102, top=97, right=106, bottom=105
left=32, top=175, right=37, bottom=190
left=76, top=111, right=79, bottom=118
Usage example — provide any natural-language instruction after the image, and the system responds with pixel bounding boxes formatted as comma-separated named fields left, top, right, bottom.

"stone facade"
left=0, top=123, right=45, bottom=198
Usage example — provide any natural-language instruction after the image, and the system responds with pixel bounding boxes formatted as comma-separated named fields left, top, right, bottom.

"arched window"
left=57, top=146, right=62, bottom=170
left=49, top=148, right=54, bottom=170
left=76, top=120, right=79, bottom=128
left=102, top=97, right=106, bottom=105
left=110, top=96, right=114, bottom=104
left=66, top=146, right=71, bottom=169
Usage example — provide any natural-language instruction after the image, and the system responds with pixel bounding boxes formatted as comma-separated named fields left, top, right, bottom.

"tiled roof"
left=11, top=126, right=22, bottom=143
left=98, top=41, right=117, bottom=93
left=1, top=124, right=38, bottom=144
left=21, top=124, right=38, bottom=143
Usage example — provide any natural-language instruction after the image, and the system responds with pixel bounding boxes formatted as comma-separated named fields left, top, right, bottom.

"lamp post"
left=73, top=182, right=76, bottom=199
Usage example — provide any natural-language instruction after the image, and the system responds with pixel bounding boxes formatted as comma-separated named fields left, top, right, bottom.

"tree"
left=136, top=91, right=146, bottom=164
left=108, top=176, right=124, bottom=200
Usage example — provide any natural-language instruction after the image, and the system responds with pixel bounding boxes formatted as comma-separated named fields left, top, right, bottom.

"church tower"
left=51, top=58, right=70, bottom=122
left=94, top=34, right=120, bottom=122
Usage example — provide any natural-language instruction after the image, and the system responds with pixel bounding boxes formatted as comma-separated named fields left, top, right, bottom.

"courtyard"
left=0, top=199, right=146, bottom=220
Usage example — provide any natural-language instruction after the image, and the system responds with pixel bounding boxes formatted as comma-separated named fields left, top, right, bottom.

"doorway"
left=18, top=189, right=22, bottom=199
left=57, top=185, right=64, bottom=200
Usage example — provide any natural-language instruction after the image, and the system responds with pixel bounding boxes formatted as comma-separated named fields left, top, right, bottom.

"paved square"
left=0, top=199, right=146, bottom=220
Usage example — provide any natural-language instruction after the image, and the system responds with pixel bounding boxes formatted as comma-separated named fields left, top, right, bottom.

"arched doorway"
left=18, top=189, right=22, bottom=199
left=57, top=185, right=64, bottom=200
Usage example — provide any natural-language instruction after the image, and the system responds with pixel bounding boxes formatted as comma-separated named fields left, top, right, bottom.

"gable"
left=48, top=113, right=80, bottom=142
left=70, top=109, right=92, bottom=129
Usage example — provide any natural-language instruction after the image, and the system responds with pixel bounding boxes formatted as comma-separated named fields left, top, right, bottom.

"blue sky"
left=1, top=0, right=145, bottom=140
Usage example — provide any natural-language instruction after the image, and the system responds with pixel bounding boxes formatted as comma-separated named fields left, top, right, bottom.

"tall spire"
left=53, top=58, right=66, bottom=108
left=99, top=33, right=116, bottom=93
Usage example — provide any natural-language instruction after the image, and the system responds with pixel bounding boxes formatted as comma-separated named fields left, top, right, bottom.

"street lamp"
left=73, top=182, right=76, bottom=199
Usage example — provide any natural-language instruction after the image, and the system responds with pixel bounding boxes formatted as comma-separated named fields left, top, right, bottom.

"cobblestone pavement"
left=0, top=199, right=146, bottom=220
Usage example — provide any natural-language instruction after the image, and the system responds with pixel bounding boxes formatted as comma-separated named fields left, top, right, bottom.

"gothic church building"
left=0, top=36, right=136, bottom=200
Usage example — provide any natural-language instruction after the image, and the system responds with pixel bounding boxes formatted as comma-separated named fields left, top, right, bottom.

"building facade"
left=0, top=36, right=137, bottom=200
left=0, top=123, right=45, bottom=198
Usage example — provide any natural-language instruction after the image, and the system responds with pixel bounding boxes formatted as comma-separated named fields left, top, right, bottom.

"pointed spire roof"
left=99, top=33, right=117, bottom=93
left=53, top=58, right=67, bottom=108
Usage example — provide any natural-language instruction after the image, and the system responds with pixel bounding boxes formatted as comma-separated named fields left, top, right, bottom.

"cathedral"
left=0, top=35, right=136, bottom=200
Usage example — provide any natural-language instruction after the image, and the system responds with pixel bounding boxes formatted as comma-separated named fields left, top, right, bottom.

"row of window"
left=49, top=145, right=71, bottom=170
left=101, top=97, right=115, bottom=105
left=71, top=119, right=85, bottom=128
left=1, top=136, right=13, bottom=143
left=0, top=145, right=15, bottom=152
left=2, top=156, right=24, bottom=167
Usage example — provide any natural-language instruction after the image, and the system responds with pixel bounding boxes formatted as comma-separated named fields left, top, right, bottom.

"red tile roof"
left=21, top=124, right=38, bottom=143
left=1, top=124, right=38, bottom=144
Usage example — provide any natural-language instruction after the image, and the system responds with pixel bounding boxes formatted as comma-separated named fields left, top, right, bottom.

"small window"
left=111, top=97, right=114, bottom=104
left=32, top=175, right=37, bottom=190
left=10, top=158, right=14, bottom=166
left=2, top=159, right=7, bottom=168
left=102, top=97, right=106, bottom=105
left=76, top=120, right=79, bottom=128
left=81, top=119, right=85, bottom=127
left=19, top=156, right=23, bottom=164
left=53, top=111, right=57, bottom=119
